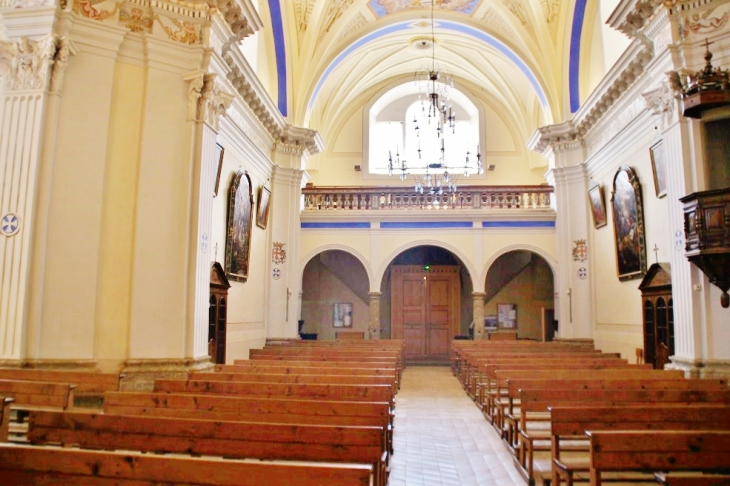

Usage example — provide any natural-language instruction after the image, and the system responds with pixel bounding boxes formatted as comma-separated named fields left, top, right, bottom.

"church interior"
left=1, top=0, right=730, bottom=483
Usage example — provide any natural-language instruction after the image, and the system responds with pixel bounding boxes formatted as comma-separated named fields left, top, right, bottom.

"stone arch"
left=300, top=244, right=374, bottom=291
left=479, top=244, right=558, bottom=294
left=376, top=240, right=478, bottom=292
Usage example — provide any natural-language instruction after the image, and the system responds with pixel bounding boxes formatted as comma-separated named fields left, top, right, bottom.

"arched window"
left=367, top=82, right=482, bottom=176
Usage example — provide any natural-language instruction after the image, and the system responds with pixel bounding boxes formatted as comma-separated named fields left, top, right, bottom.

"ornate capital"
left=0, top=35, right=58, bottom=92
left=527, top=121, right=583, bottom=155
left=200, top=74, right=234, bottom=131
left=276, top=125, right=325, bottom=157
left=642, top=80, right=677, bottom=128
left=49, top=37, right=76, bottom=94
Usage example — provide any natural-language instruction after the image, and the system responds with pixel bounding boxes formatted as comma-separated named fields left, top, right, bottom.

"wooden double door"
left=391, top=265, right=460, bottom=360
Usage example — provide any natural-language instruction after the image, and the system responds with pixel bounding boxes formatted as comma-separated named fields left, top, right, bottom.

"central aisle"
left=388, top=366, right=527, bottom=486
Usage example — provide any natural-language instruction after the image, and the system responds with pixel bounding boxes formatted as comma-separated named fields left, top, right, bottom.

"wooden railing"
left=302, top=185, right=553, bottom=211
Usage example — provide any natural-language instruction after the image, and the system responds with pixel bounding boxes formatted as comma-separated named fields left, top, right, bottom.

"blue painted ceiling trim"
left=381, top=221, right=473, bottom=229
left=301, top=222, right=371, bottom=229
left=482, top=221, right=555, bottom=228
left=307, top=20, right=548, bottom=114
left=569, top=0, right=587, bottom=113
left=268, top=0, right=287, bottom=116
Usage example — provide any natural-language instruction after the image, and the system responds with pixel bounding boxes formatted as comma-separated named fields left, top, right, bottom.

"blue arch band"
left=569, top=0, right=587, bottom=113
left=307, top=21, right=548, bottom=115
left=268, top=0, right=287, bottom=116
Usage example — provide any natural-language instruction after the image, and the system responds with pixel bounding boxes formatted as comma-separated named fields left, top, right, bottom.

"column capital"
left=369, top=292, right=382, bottom=298
left=0, top=34, right=57, bottom=92
left=471, top=292, right=486, bottom=298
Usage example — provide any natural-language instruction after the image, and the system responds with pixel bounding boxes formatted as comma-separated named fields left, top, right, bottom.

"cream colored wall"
left=300, top=258, right=369, bottom=340
left=483, top=258, right=554, bottom=340
left=588, top=118, right=669, bottom=362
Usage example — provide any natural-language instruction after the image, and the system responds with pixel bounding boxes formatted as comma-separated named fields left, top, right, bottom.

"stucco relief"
left=294, top=0, right=314, bottom=48
left=49, top=36, right=75, bottom=94
left=503, top=0, right=534, bottom=36
left=120, top=6, right=153, bottom=32
left=642, top=81, right=676, bottom=130
left=73, top=0, right=120, bottom=20
left=587, top=97, right=646, bottom=159
left=0, top=36, right=56, bottom=91
left=681, top=5, right=729, bottom=38
left=336, top=13, right=367, bottom=43
left=317, top=0, right=354, bottom=46
left=155, top=14, right=199, bottom=44
left=481, top=7, right=515, bottom=40
left=541, top=0, right=559, bottom=24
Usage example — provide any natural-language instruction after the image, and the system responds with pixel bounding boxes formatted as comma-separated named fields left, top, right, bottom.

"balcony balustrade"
left=302, top=184, right=553, bottom=211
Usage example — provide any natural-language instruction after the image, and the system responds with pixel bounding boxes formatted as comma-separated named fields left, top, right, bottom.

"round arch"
left=479, top=244, right=559, bottom=293
left=376, top=239, right=478, bottom=291
left=300, top=244, right=375, bottom=292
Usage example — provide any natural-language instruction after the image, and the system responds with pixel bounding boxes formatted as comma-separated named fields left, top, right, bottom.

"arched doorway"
left=382, top=245, right=473, bottom=361
left=300, top=250, right=371, bottom=340
left=483, top=250, right=555, bottom=340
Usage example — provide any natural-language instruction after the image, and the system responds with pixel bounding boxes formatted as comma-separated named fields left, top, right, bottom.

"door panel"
left=391, top=265, right=460, bottom=360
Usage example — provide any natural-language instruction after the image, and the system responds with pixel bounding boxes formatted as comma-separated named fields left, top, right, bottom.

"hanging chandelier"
left=387, top=0, right=484, bottom=195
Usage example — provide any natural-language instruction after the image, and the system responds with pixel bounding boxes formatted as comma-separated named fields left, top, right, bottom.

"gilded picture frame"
left=588, top=182, right=608, bottom=229
left=256, top=183, right=271, bottom=230
left=214, top=143, right=225, bottom=197
left=649, top=140, right=667, bottom=198
left=225, top=170, right=254, bottom=282
left=611, top=166, right=647, bottom=281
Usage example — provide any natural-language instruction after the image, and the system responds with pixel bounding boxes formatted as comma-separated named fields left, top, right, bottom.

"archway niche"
left=380, top=245, right=473, bottom=359
left=483, top=250, right=555, bottom=340
left=300, top=250, right=371, bottom=340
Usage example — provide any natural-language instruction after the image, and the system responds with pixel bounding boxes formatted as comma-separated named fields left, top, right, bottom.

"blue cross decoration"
left=272, top=268, right=281, bottom=280
left=1, top=213, right=19, bottom=236
left=578, top=267, right=587, bottom=280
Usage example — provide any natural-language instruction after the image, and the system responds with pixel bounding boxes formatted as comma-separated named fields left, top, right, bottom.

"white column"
left=546, top=162, right=593, bottom=338
left=0, top=25, right=70, bottom=361
left=266, top=165, right=305, bottom=338
left=369, top=292, right=381, bottom=340
left=472, top=292, right=486, bottom=340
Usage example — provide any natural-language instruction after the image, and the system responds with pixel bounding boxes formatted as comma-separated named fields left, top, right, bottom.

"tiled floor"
left=388, top=366, right=527, bottom=486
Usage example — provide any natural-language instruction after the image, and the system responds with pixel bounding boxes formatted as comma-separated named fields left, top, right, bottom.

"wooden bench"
left=517, top=388, right=730, bottom=482
left=0, top=442, right=374, bottom=486
left=0, top=397, right=13, bottom=442
left=0, top=379, right=76, bottom=410
left=0, top=369, right=120, bottom=394
left=103, top=391, right=393, bottom=455
left=191, top=371, right=396, bottom=388
left=550, top=405, right=730, bottom=486
left=587, top=431, right=730, bottom=486
left=153, top=379, right=395, bottom=406
left=336, top=331, right=365, bottom=339
left=27, top=410, right=388, bottom=486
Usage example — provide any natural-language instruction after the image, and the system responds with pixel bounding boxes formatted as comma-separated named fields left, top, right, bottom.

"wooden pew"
left=27, top=410, right=388, bottom=486
left=0, top=369, right=120, bottom=394
left=0, top=380, right=76, bottom=410
left=153, top=379, right=395, bottom=406
left=517, top=388, right=730, bottom=482
left=103, top=391, right=394, bottom=455
left=0, top=443, right=374, bottom=486
left=587, top=431, right=730, bottom=486
left=191, top=371, right=395, bottom=388
left=550, top=405, right=730, bottom=486
left=0, top=397, right=13, bottom=442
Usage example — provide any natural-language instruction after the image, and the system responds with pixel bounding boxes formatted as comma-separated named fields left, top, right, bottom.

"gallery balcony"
left=301, top=184, right=554, bottom=213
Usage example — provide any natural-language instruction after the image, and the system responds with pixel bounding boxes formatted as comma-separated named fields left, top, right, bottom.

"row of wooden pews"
left=452, top=339, right=730, bottom=486
left=0, top=340, right=404, bottom=486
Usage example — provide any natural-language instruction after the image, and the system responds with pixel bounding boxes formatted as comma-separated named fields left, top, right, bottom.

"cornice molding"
left=608, top=0, right=665, bottom=39
left=276, top=125, right=325, bottom=157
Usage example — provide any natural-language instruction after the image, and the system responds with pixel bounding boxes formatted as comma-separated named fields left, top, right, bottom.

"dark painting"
left=225, top=170, right=254, bottom=282
left=611, top=166, right=647, bottom=281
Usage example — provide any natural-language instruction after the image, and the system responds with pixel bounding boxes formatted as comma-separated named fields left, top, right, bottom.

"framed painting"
left=214, top=143, right=225, bottom=197
left=611, top=166, right=647, bottom=281
left=497, top=304, right=517, bottom=329
left=256, top=183, right=271, bottom=229
left=333, top=303, right=353, bottom=328
left=649, top=140, right=667, bottom=198
left=225, top=170, right=254, bottom=282
left=588, top=182, right=608, bottom=229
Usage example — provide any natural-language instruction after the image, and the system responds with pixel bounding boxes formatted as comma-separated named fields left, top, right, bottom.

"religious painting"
left=256, top=183, right=271, bottom=229
left=214, top=143, right=225, bottom=197
left=650, top=140, right=667, bottom=198
left=333, top=303, right=353, bottom=328
left=611, top=166, right=647, bottom=281
left=497, top=304, right=517, bottom=329
left=588, top=183, right=608, bottom=228
left=225, top=170, right=254, bottom=282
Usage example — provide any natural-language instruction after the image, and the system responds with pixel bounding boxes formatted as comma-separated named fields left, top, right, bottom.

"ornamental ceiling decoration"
left=368, top=0, right=480, bottom=17
left=293, top=0, right=314, bottom=51
left=480, top=7, right=516, bottom=40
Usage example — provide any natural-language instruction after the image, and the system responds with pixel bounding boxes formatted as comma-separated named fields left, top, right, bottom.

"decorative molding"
left=608, top=0, right=664, bottom=38
left=73, top=0, right=120, bottom=21
left=317, top=0, right=355, bottom=47
left=0, top=35, right=57, bottom=92
left=49, top=36, right=75, bottom=93
left=642, top=80, right=677, bottom=129
left=276, top=124, right=325, bottom=157
left=481, top=7, right=515, bottom=40
left=503, top=0, right=534, bottom=36
left=216, top=0, right=261, bottom=44
left=336, top=13, right=367, bottom=43
left=294, top=0, right=314, bottom=48
left=120, top=5, right=154, bottom=33
left=154, top=13, right=199, bottom=44
left=541, top=0, right=560, bottom=24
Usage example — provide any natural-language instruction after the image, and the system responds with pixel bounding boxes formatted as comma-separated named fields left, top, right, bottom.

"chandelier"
left=386, top=0, right=484, bottom=194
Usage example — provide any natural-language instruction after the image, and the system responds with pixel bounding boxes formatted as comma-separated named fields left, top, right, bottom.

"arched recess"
left=379, top=244, right=474, bottom=358
left=482, top=247, right=557, bottom=341
left=300, top=248, right=373, bottom=341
